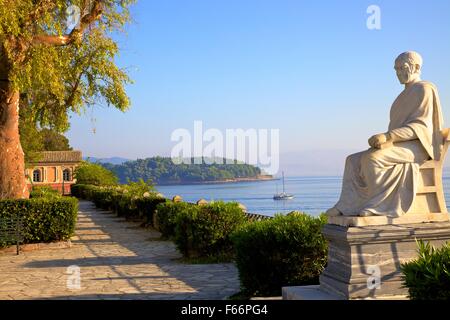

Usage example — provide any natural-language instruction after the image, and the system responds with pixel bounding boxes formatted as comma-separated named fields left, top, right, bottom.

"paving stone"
left=0, top=201, right=240, bottom=300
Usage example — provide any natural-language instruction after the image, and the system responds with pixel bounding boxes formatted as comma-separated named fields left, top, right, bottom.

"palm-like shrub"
left=401, top=240, right=450, bottom=300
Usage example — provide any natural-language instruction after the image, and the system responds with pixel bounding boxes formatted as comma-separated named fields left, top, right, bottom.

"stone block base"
left=283, top=221, right=450, bottom=300
left=282, top=285, right=407, bottom=300
left=320, top=221, right=450, bottom=299
left=328, top=213, right=449, bottom=227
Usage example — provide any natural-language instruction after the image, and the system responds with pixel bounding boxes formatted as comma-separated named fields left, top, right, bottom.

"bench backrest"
left=0, top=216, right=24, bottom=244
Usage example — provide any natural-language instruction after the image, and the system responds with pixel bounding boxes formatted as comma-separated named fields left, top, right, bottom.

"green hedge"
left=0, top=197, right=78, bottom=246
left=231, top=213, right=328, bottom=297
left=71, top=183, right=164, bottom=225
left=401, top=240, right=450, bottom=300
left=173, top=201, right=248, bottom=261
left=135, top=197, right=167, bottom=225
left=71, top=184, right=96, bottom=200
left=155, top=201, right=193, bottom=239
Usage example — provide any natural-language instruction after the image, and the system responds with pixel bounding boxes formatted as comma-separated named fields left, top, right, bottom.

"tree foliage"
left=74, top=161, right=118, bottom=186
left=19, top=105, right=73, bottom=164
left=41, top=128, right=72, bottom=151
left=0, top=0, right=135, bottom=132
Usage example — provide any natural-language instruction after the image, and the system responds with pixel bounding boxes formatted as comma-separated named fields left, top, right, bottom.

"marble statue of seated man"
left=327, top=51, right=444, bottom=218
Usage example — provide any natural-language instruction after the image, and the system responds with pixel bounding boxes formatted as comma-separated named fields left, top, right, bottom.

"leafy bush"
left=231, top=213, right=328, bottom=297
left=155, top=201, right=193, bottom=239
left=30, top=185, right=61, bottom=199
left=135, top=197, right=167, bottom=225
left=71, top=184, right=97, bottom=199
left=173, top=201, right=248, bottom=261
left=0, top=197, right=78, bottom=247
left=74, top=162, right=118, bottom=186
left=71, top=182, right=163, bottom=223
left=122, top=179, right=156, bottom=196
left=401, top=240, right=450, bottom=300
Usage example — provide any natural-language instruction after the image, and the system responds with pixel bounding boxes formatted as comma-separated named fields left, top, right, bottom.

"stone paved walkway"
left=0, top=201, right=240, bottom=300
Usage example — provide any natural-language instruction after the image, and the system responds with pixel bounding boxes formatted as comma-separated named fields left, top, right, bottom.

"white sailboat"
left=273, top=172, right=294, bottom=200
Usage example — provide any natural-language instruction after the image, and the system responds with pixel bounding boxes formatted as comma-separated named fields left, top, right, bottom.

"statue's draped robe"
left=335, top=81, right=444, bottom=217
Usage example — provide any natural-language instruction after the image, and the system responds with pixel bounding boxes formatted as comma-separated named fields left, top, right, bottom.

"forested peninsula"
left=99, top=157, right=272, bottom=185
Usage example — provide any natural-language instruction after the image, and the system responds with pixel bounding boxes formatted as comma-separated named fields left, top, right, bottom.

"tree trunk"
left=0, top=61, right=29, bottom=199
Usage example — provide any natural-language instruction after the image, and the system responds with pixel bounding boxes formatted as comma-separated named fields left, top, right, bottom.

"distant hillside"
left=100, top=157, right=268, bottom=185
left=85, top=156, right=131, bottom=165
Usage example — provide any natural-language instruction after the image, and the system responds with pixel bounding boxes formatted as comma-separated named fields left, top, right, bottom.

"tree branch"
left=33, top=1, right=103, bottom=46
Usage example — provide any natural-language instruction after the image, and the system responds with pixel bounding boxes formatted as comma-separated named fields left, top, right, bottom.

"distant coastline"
left=155, top=175, right=275, bottom=186
left=97, top=156, right=269, bottom=185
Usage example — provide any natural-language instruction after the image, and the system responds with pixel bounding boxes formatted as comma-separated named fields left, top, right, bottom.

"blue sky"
left=67, top=0, right=450, bottom=175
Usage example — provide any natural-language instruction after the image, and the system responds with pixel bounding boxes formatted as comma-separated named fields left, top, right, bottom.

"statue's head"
left=394, top=51, right=423, bottom=85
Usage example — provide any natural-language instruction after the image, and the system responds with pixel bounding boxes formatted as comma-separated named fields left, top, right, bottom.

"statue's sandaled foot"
left=359, top=210, right=375, bottom=217
left=326, top=207, right=342, bottom=217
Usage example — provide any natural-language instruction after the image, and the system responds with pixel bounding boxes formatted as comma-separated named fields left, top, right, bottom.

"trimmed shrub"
left=231, top=213, right=328, bottom=297
left=71, top=184, right=97, bottom=199
left=91, top=188, right=117, bottom=210
left=173, top=201, right=248, bottom=260
left=401, top=240, right=450, bottom=300
left=71, top=182, right=163, bottom=223
left=0, top=197, right=78, bottom=247
left=30, top=185, right=61, bottom=199
left=135, top=197, right=167, bottom=225
left=155, top=201, right=193, bottom=239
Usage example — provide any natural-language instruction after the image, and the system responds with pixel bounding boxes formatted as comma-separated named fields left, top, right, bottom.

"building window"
left=63, top=169, right=71, bottom=182
left=33, top=169, right=41, bottom=183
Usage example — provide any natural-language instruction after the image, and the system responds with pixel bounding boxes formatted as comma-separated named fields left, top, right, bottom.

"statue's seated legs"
left=329, top=140, right=430, bottom=217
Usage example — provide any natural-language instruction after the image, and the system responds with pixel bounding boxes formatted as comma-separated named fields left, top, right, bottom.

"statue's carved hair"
left=396, top=51, right=423, bottom=68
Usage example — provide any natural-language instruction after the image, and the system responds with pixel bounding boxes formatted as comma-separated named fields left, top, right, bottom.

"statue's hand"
left=368, top=133, right=389, bottom=149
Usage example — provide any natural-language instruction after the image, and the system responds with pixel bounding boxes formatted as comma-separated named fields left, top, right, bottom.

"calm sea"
left=156, top=176, right=450, bottom=217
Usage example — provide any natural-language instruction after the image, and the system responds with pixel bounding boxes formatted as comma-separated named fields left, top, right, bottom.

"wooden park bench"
left=0, top=215, right=24, bottom=255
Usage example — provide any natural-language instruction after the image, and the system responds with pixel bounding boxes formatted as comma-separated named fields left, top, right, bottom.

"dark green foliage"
left=173, top=201, right=248, bottom=261
left=135, top=197, right=167, bottom=225
left=155, top=201, right=193, bottom=239
left=231, top=213, right=328, bottom=297
left=0, top=198, right=78, bottom=247
left=74, top=162, right=119, bottom=186
left=71, top=184, right=97, bottom=200
left=30, top=185, right=61, bottom=199
left=401, top=240, right=450, bottom=300
left=40, top=128, right=73, bottom=151
left=101, top=157, right=263, bottom=184
left=20, top=116, right=73, bottom=165
left=90, top=188, right=116, bottom=210
left=70, top=183, right=163, bottom=224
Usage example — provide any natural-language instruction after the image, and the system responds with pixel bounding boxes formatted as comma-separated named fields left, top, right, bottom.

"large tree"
left=0, top=0, right=134, bottom=199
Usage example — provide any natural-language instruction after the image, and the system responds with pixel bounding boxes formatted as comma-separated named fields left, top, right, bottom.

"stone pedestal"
left=283, top=220, right=450, bottom=300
